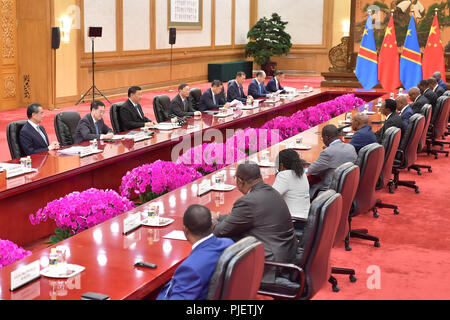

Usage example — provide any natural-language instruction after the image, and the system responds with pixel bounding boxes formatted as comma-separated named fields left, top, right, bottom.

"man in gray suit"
left=212, top=162, right=298, bottom=284
left=308, top=125, right=358, bottom=198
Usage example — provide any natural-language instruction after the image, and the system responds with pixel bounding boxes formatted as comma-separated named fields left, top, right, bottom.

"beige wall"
left=332, top=0, right=351, bottom=47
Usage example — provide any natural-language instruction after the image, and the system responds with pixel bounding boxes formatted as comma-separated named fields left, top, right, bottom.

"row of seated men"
left=18, top=71, right=286, bottom=156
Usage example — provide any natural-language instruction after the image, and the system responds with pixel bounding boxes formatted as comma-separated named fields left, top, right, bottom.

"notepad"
left=163, top=230, right=187, bottom=241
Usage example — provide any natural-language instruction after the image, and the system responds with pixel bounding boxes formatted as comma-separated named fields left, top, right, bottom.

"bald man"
left=408, top=87, right=429, bottom=114
left=349, top=112, right=377, bottom=153
left=433, top=71, right=448, bottom=91
left=396, top=95, right=414, bottom=128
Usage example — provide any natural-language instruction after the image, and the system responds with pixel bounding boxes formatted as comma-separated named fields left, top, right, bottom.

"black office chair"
left=206, top=237, right=265, bottom=300
left=6, top=121, right=27, bottom=159
left=110, top=102, right=124, bottom=134
left=189, top=88, right=202, bottom=111
left=392, top=114, right=425, bottom=194
left=426, top=95, right=450, bottom=158
left=328, top=163, right=360, bottom=291
left=153, top=95, right=171, bottom=123
left=258, top=190, right=342, bottom=300
left=407, top=104, right=432, bottom=175
left=54, top=111, right=81, bottom=147
left=374, top=127, right=401, bottom=215
left=349, top=143, right=384, bottom=248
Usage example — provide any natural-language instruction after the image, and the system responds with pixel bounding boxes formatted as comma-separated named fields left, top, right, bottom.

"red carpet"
left=0, top=76, right=322, bottom=162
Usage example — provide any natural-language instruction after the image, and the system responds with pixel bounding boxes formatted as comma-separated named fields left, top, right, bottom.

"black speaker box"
left=169, top=28, right=176, bottom=45
left=52, top=27, right=61, bottom=49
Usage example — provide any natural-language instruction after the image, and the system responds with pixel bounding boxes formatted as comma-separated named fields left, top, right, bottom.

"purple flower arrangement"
left=225, top=128, right=281, bottom=156
left=0, top=240, right=32, bottom=268
left=29, top=188, right=135, bottom=243
left=261, top=94, right=364, bottom=140
left=120, top=160, right=203, bottom=204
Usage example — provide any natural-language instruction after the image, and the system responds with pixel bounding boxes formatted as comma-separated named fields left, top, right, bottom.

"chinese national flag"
left=379, top=14, right=401, bottom=91
left=423, top=13, right=446, bottom=81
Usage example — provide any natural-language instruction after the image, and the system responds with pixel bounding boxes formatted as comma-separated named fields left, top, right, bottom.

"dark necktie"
left=183, top=99, right=187, bottom=111
left=37, top=126, right=48, bottom=146
left=135, top=105, right=143, bottom=119
left=95, top=122, right=100, bottom=135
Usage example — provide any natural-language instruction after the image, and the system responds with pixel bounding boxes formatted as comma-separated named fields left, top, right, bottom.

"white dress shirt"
left=192, top=233, right=214, bottom=251
left=273, top=170, right=311, bottom=219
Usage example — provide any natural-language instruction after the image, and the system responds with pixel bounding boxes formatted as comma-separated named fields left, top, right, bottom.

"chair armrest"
left=292, top=217, right=307, bottom=223
left=257, top=262, right=305, bottom=300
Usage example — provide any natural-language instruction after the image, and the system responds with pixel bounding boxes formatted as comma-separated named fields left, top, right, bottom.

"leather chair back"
left=398, top=114, right=425, bottom=169
left=431, top=96, right=449, bottom=139
left=221, top=241, right=265, bottom=300
left=6, top=121, right=27, bottom=159
left=353, top=143, right=385, bottom=215
left=302, top=190, right=342, bottom=300
left=110, top=102, right=124, bottom=134
left=189, top=88, right=202, bottom=111
left=153, top=95, right=171, bottom=123
left=418, top=104, right=432, bottom=152
left=378, top=127, right=401, bottom=189
left=329, top=163, right=360, bottom=247
left=206, top=237, right=262, bottom=300
left=54, top=111, right=81, bottom=147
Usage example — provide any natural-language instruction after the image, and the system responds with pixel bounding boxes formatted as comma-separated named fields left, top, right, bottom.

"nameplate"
left=123, top=213, right=142, bottom=235
left=10, top=260, right=41, bottom=292
left=198, top=180, right=212, bottom=197
left=80, top=147, right=97, bottom=158
left=5, top=165, right=25, bottom=179
left=133, top=132, right=148, bottom=142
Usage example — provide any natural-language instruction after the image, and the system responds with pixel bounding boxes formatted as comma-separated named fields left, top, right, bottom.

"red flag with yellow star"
left=379, top=14, right=401, bottom=91
left=423, top=13, right=446, bottom=81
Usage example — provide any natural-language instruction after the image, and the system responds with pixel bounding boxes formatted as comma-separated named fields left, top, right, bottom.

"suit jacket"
left=157, top=235, right=234, bottom=300
left=423, top=88, right=437, bottom=109
left=438, top=79, right=448, bottom=92
left=266, top=78, right=285, bottom=93
left=400, top=105, right=414, bottom=129
left=350, top=125, right=377, bottom=154
left=119, top=99, right=151, bottom=132
left=73, top=114, right=113, bottom=144
left=248, top=79, right=269, bottom=99
left=198, top=88, right=227, bottom=112
left=433, top=85, right=445, bottom=98
left=308, top=139, right=358, bottom=198
left=19, top=121, right=50, bottom=156
left=170, top=94, right=196, bottom=118
left=227, top=80, right=247, bottom=103
left=375, top=112, right=404, bottom=144
left=213, top=182, right=298, bottom=283
left=411, top=94, right=429, bottom=114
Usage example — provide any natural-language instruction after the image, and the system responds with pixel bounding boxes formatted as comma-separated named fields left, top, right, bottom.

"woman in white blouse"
left=273, top=149, right=311, bottom=229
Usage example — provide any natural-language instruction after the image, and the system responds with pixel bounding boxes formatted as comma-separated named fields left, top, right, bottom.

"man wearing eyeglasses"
left=74, top=100, right=114, bottom=144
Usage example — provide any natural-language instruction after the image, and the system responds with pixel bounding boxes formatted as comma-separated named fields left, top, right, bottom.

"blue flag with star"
left=400, top=15, right=422, bottom=90
left=355, top=14, right=379, bottom=89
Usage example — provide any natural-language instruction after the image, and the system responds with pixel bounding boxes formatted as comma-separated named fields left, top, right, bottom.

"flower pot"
left=261, top=62, right=277, bottom=77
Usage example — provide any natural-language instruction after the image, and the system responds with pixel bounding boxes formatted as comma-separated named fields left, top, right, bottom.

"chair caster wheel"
left=417, top=171, right=422, bottom=176
left=332, top=285, right=340, bottom=293
left=428, top=169, right=432, bottom=173
left=415, top=189, right=420, bottom=194
left=389, top=189, right=394, bottom=194
left=345, top=245, right=352, bottom=252
left=373, top=213, right=379, bottom=218
left=394, top=209, right=400, bottom=215
left=374, top=242, right=380, bottom=248
left=350, top=275, right=357, bottom=283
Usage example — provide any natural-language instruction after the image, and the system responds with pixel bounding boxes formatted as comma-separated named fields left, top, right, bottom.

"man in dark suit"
left=119, top=86, right=155, bottom=131
left=170, top=84, right=202, bottom=118
left=433, top=71, right=448, bottom=91
left=248, top=71, right=272, bottom=99
left=429, top=77, right=445, bottom=98
left=212, top=162, right=298, bottom=284
left=227, top=71, right=252, bottom=104
left=408, top=87, right=429, bottom=114
left=19, top=103, right=60, bottom=156
left=198, top=80, right=231, bottom=112
left=418, top=79, right=437, bottom=110
left=375, top=99, right=404, bottom=144
left=73, top=101, right=114, bottom=144
left=157, top=205, right=233, bottom=300
left=308, top=125, right=358, bottom=198
left=266, top=70, right=286, bottom=93
left=396, top=95, right=414, bottom=129
left=350, top=112, right=377, bottom=153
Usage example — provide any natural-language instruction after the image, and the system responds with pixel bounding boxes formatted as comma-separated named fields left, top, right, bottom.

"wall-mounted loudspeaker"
left=52, top=27, right=61, bottom=49
left=169, top=28, right=176, bottom=45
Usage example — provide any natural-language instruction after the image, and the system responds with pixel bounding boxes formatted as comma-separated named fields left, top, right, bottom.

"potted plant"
left=245, top=13, right=292, bottom=76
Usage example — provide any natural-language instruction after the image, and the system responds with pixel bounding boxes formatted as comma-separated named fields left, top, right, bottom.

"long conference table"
left=0, top=89, right=390, bottom=300
left=0, top=89, right=383, bottom=246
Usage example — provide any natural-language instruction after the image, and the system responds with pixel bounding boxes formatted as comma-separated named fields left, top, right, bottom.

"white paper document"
left=229, top=100, right=244, bottom=108
left=163, top=230, right=187, bottom=241
left=57, top=146, right=86, bottom=155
